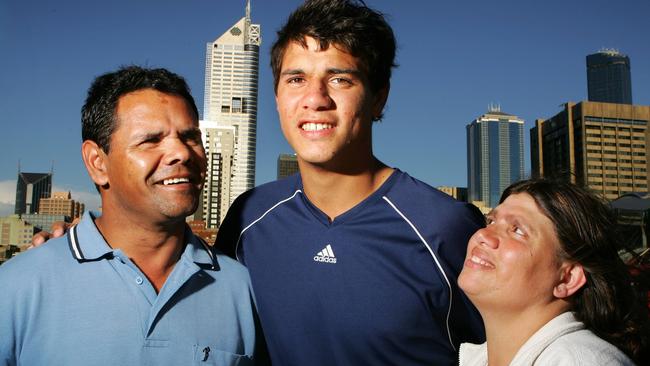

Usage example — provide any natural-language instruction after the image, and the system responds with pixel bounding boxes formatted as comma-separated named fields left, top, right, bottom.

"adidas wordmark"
left=313, top=244, right=337, bottom=264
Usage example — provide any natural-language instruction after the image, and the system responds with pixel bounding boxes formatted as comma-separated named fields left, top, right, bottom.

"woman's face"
left=458, top=193, right=565, bottom=313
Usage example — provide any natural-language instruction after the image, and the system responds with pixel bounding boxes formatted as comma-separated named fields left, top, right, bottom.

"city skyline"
left=2, top=0, right=649, bottom=216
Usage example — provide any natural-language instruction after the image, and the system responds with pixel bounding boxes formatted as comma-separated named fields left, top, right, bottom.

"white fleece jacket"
left=458, top=312, right=635, bottom=366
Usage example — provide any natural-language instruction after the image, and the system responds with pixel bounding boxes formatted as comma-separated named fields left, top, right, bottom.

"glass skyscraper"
left=14, top=172, right=52, bottom=215
left=467, top=106, right=525, bottom=209
left=201, top=0, right=260, bottom=227
left=587, top=49, right=632, bottom=105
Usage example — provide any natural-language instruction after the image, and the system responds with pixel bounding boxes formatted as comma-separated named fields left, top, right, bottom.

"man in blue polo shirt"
left=216, top=0, right=486, bottom=365
left=0, top=66, right=266, bottom=365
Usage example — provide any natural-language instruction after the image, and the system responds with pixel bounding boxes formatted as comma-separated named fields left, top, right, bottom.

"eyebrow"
left=280, top=68, right=363, bottom=77
left=134, top=131, right=163, bottom=141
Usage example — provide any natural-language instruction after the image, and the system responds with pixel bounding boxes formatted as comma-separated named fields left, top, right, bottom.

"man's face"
left=275, top=37, right=386, bottom=169
left=101, top=89, right=206, bottom=223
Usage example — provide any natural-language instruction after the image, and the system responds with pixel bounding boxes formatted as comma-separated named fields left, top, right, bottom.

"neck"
left=480, top=304, right=567, bottom=366
left=94, top=208, right=187, bottom=293
left=298, top=156, right=393, bottom=221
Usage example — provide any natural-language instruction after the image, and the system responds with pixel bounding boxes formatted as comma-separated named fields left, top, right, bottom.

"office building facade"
left=0, top=215, right=36, bottom=248
left=467, top=106, right=525, bottom=209
left=38, top=191, right=84, bottom=220
left=199, top=123, right=235, bottom=228
left=277, top=154, right=299, bottom=179
left=14, top=172, right=52, bottom=215
left=203, top=0, right=260, bottom=217
left=531, top=101, right=650, bottom=200
left=587, top=49, right=632, bottom=104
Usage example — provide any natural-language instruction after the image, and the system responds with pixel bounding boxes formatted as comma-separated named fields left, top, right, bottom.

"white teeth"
left=470, top=255, right=494, bottom=268
left=162, top=177, right=190, bottom=185
left=301, top=122, right=332, bottom=131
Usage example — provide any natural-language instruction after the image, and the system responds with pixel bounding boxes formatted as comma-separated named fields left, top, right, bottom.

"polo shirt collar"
left=182, top=225, right=220, bottom=271
left=68, top=211, right=219, bottom=271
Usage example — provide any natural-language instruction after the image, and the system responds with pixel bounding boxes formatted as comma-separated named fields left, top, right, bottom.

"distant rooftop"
left=18, top=172, right=51, bottom=184
left=595, top=48, right=626, bottom=57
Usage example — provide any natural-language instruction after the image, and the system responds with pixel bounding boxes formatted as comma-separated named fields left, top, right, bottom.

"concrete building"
left=14, top=172, right=52, bottom=214
left=199, top=123, right=235, bottom=228
left=531, top=101, right=650, bottom=200
left=587, top=49, right=632, bottom=105
left=467, top=105, right=525, bottom=209
left=0, top=215, right=36, bottom=249
left=202, top=0, right=260, bottom=216
left=277, top=154, right=299, bottom=179
left=0, top=245, right=20, bottom=265
left=21, top=214, right=69, bottom=232
left=38, top=191, right=84, bottom=220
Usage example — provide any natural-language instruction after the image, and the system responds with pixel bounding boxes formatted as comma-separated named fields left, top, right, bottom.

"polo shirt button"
left=135, top=276, right=143, bottom=285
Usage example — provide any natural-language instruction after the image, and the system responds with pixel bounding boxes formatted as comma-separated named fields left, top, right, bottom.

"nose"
left=163, top=136, right=193, bottom=166
left=472, top=226, right=499, bottom=249
left=302, top=81, right=333, bottom=110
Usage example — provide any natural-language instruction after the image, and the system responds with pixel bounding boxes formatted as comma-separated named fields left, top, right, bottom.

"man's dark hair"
left=271, top=0, right=397, bottom=99
left=81, top=65, right=198, bottom=153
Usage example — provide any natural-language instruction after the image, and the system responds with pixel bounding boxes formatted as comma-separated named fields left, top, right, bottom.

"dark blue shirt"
left=217, top=169, right=485, bottom=365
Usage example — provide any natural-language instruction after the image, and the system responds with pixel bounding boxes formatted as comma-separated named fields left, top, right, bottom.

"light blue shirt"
left=0, top=212, right=264, bottom=366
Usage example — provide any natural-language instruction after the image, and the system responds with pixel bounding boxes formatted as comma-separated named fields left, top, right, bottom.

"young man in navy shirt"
left=216, top=0, right=485, bottom=364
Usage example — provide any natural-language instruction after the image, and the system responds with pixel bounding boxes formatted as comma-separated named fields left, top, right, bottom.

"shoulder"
left=0, top=235, right=73, bottom=280
left=212, top=247, right=252, bottom=281
left=537, top=329, right=634, bottom=365
left=0, top=235, right=74, bottom=305
left=383, top=171, right=484, bottom=234
left=235, top=174, right=300, bottom=208
left=217, top=175, right=302, bottom=254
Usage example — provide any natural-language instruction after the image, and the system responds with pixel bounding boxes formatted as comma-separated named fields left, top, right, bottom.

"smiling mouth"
left=469, top=255, right=495, bottom=269
left=162, top=177, right=191, bottom=186
left=301, top=122, right=333, bottom=131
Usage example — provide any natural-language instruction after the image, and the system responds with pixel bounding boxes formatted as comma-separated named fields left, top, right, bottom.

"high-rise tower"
left=199, top=122, right=236, bottom=228
left=14, top=172, right=52, bottom=215
left=467, top=105, right=525, bottom=209
left=587, top=49, right=632, bottom=105
left=531, top=101, right=650, bottom=200
left=277, top=153, right=299, bottom=180
left=202, top=1, right=260, bottom=226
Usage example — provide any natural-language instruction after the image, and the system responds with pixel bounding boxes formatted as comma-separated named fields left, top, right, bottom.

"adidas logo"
left=313, top=244, right=337, bottom=264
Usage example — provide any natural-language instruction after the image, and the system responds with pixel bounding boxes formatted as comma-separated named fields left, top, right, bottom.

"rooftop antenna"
left=50, top=160, right=54, bottom=175
left=246, top=0, right=251, bottom=20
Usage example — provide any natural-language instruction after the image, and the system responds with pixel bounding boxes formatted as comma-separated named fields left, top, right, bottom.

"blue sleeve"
left=214, top=193, right=248, bottom=259
left=0, top=260, right=22, bottom=366
left=440, top=203, right=486, bottom=346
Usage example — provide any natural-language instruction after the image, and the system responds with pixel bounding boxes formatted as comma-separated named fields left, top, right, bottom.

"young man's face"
left=100, top=89, right=206, bottom=223
left=275, top=37, right=386, bottom=170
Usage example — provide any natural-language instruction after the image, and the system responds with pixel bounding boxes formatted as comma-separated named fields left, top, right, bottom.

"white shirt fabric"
left=459, top=311, right=635, bottom=366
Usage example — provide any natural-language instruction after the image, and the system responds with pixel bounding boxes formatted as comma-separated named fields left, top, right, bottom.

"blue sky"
left=1, top=0, right=649, bottom=214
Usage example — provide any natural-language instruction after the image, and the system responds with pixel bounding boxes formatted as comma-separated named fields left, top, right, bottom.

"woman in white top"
left=458, top=178, right=649, bottom=366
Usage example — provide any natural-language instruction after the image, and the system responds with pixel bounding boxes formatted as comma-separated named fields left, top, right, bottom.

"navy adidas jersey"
left=217, top=169, right=485, bottom=365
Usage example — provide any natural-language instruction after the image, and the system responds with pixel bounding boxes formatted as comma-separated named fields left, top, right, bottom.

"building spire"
left=246, top=0, right=251, bottom=21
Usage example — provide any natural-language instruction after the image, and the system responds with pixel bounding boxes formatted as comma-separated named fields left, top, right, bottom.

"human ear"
left=371, top=84, right=389, bottom=120
left=81, top=140, right=109, bottom=188
left=553, top=263, right=587, bottom=299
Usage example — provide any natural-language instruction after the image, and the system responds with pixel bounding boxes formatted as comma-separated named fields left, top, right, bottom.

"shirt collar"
left=68, top=211, right=219, bottom=271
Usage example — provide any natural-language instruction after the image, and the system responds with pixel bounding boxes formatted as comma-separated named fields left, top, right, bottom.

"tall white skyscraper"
left=201, top=0, right=260, bottom=227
